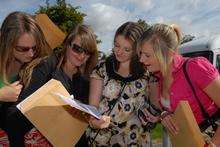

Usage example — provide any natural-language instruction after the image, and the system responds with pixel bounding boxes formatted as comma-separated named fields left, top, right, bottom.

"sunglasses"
left=70, top=43, right=90, bottom=55
left=15, top=45, right=37, bottom=53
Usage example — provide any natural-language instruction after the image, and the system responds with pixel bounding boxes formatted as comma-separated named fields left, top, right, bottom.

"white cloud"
left=180, top=16, right=192, bottom=25
left=2, top=0, right=220, bottom=53
left=108, top=0, right=153, bottom=10
left=85, top=3, right=131, bottom=33
left=155, top=16, right=164, bottom=23
left=84, top=3, right=133, bottom=51
left=128, top=0, right=152, bottom=10
left=0, top=0, right=47, bottom=25
left=75, top=0, right=220, bottom=52
left=175, top=0, right=199, bottom=9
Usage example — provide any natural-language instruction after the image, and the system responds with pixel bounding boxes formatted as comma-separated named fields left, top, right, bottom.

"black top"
left=4, top=53, right=90, bottom=147
left=18, top=53, right=89, bottom=104
left=105, top=55, right=145, bottom=83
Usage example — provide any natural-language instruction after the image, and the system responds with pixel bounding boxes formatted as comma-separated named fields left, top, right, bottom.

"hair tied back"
left=170, top=24, right=182, bottom=44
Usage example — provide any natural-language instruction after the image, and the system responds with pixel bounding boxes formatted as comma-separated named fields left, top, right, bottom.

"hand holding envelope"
left=53, top=93, right=111, bottom=129
left=53, top=93, right=102, bottom=119
left=16, top=79, right=89, bottom=147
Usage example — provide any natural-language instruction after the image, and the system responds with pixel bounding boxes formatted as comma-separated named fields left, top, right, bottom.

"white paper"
left=53, top=93, right=101, bottom=119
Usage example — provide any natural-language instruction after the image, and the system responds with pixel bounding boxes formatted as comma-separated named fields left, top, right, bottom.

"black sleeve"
left=5, top=58, right=54, bottom=147
left=18, top=54, right=58, bottom=103
left=18, top=63, right=50, bottom=103
left=71, top=74, right=89, bottom=104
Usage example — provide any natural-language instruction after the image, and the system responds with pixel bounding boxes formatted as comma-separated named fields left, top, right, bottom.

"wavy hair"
left=57, top=24, right=98, bottom=78
left=137, top=23, right=182, bottom=97
left=0, top=11, right=51, bottom=85
left=112, top=21, right=146, bottom=76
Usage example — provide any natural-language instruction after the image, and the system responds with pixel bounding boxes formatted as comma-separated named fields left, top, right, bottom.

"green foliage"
left=36, top=0, right=102, bottom=44
left=36, top=0, right=85, bottom=34
left=137, top=19, right=151, bottom=31
left=152, top=123, right=163, bottom=140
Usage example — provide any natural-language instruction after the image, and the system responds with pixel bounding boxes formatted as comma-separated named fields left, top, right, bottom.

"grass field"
left=151, top=123, right=163, bottom=143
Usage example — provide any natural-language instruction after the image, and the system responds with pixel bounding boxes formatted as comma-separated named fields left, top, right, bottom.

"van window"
left=182, top=51, right=213, bottom=63
left=216, top=54, right=220, bottom=72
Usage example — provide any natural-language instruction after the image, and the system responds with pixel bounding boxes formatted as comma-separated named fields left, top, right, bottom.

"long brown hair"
left=112, top=21, right=146, bottom=76
left=0, top=11, right=51, bottom=85
left=57, top=24, right=98, bottom=78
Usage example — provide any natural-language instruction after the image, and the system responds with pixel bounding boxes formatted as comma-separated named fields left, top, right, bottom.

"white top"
left=161, top=97, right=171, bottom=109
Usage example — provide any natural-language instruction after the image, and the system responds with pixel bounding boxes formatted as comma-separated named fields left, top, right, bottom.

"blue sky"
left=1, top=0, right=220, bottom=53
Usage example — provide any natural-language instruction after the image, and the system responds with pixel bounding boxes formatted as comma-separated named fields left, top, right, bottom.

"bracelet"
left=159, top=111, right=171, bottom=121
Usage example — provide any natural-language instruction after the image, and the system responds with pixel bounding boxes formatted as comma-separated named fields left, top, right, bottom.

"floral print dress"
left=86, top=59, right=160, bottom=147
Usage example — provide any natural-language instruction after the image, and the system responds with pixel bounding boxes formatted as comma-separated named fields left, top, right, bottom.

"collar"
left=153, top=54, right=186, bottom=80
left=171, top=54, right=186, bottom=76
left=105, top=56, right=143, bottom=83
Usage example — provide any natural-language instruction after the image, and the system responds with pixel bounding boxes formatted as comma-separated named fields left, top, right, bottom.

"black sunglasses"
left=70, top=43, right=90, bottom=55
left=15, top=45, right=37, bottom=53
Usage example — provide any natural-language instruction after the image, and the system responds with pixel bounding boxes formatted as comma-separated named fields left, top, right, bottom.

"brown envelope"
left=35, top=14, right=66, bottom=50
left=17, top=79, right=88, bottom=147
left=169, top=101, right=205, bottom=147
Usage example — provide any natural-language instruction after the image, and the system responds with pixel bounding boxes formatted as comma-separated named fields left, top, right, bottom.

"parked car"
left=180, top=35, right=220, bottom=72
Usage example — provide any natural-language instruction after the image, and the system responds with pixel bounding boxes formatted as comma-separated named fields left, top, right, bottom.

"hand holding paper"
left=89, top=115, right=111, bottom=129
left=53, top=93, right=102, bottom=120
left=54, top=93, right=111, bottom=129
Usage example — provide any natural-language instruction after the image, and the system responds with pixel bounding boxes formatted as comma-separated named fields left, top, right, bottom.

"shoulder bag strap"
left=183, top=59, right=210, bottom=119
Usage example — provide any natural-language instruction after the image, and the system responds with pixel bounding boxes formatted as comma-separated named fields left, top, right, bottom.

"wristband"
left=159, top=111, right=171, bottom=121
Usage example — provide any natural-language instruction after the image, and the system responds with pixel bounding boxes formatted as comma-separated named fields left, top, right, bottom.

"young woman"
left=138, top=23, right=220, bottom=146
left=86, top=22, right=159, bottom=146
left=5, top=24, right=98, bottom=147
left=0, top=11, right=51, bottom=130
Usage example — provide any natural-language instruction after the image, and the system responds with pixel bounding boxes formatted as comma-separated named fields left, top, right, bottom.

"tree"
left=36, top=0, right=85, bottom=34
left=37, top=0, right=102, bottom=44
left=137, top=19, right=151, bottom=31
left=36, top=0, right=104, bottom=58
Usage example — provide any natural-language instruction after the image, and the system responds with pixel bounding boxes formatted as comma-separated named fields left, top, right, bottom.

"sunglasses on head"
left=15, top=45, right=37, bottom=53
left=70, top=43, right=90, bottom=55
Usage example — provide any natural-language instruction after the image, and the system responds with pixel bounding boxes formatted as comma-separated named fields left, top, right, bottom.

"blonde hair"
left=138, top=23, right=182, bottom=76
left=137, top=23, right=182, bottom=96
left=0, top=11, right=51, bottom=85
left=58, top=24, right=98, bottom=78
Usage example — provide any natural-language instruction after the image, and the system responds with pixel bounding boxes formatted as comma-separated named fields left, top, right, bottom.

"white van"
left=180, top=35, right=220, bottom=72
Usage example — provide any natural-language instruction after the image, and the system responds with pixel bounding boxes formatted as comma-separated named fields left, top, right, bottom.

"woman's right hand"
left=89, top=115, right=111, bottom=129
left=0, top=81, right=23, bottom=102
left=160, top=113, right=179, bottom=136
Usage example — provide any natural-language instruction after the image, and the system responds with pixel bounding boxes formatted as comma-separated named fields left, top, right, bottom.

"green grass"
left=151, top=123, right=163, bottom=140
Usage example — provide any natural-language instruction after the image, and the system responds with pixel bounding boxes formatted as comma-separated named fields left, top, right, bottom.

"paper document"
left=53, top=93, right=101, bottom=119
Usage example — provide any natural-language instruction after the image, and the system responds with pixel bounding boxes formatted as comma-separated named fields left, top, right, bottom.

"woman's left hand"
left=160, top=113, right=179, bottom=136
left=89, top=115, right=111, bottom=129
